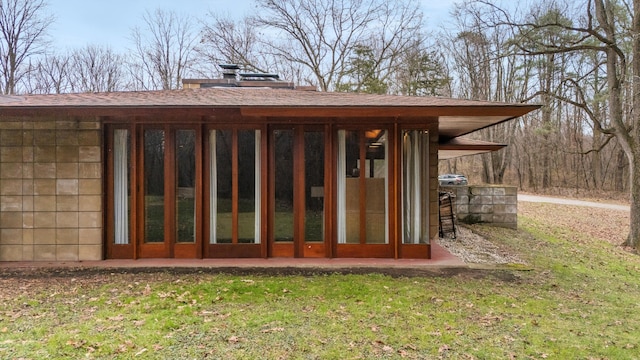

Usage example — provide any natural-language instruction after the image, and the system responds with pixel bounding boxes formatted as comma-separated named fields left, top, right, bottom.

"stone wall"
left=440, top=185, right=517, bottom=229
left=0, top=117, right=103, bottom=261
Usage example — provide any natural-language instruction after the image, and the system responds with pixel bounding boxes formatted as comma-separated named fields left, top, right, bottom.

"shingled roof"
left=0, top=87, right=540, bottom=141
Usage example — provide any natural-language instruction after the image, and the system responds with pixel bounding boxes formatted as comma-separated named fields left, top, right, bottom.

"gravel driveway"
left=518, top=194, right=629, bottom=211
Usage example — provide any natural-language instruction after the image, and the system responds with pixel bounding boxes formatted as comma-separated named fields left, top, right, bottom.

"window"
left=209, top=129, right=261, bottom=244
left=337, top=129, right=388, bottom=244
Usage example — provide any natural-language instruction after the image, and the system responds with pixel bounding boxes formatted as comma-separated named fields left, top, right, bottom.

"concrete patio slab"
left=0, top=242, right=466, bottom=271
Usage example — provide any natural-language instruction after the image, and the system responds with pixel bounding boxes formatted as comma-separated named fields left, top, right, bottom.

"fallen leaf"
left=228, top=336, right=240, bottom=343
left=109, top=315, right=124, bottom=322
left=261, top=327, right=285, bottom=333
left=134, top=348, right=147, bottom=356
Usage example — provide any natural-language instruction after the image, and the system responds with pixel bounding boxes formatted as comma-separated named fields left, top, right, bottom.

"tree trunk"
left=613, top=149, right=626, bottom=191
left=624, top=150, right=640, bottom=248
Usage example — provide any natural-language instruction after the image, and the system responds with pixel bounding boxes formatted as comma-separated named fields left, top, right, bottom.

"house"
left=0, top=74, right=538, bottom=261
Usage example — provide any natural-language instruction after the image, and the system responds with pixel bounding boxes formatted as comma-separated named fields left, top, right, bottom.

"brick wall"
left=440, top=185, right=517, bottom=229
left=0, top=118, right=103, bottom=261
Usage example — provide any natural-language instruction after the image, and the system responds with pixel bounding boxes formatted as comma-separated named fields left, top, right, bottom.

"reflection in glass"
left=212, top=130, right=232, bottom=243
left=238, top=130, right=258, bottom=243
left=274, top=129, right=294, bottom=241
left=176, top=130, right=196, bottom=243
left=304, top=131, right=324, bottom=242
left=144, top=129, right=165, bottom=243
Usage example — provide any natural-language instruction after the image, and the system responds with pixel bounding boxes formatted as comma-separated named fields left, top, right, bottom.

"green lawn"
left=2, top=210, right=640, bottom=359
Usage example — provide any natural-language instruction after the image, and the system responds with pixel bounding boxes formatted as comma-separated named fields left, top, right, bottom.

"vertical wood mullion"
left=261, top=125, right=269, bottom=258
left=267, top=128, right=275, bottom=256
left=165, top=126, right=175, bottom=257
left=232, top=130, right=239, bottom=244
left=195, top=126, right=203, bottom=258
left=130, top=124, right=138, bottom=259
left=295, top=126, right=305, bottom=257
left=202, top=127, right=211, bottom=257
left=359, top=131, right=367, bottom=245
left=136, top=124, right=145, bottom=258
left=325, top=124, right=333, bottom=258
left=392, top=125, right=399, bottom=259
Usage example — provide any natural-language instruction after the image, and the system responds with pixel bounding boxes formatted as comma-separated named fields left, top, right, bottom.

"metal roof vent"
left=219, top=64, right=240, bottom=81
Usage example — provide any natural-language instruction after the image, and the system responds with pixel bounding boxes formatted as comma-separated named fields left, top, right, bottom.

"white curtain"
left=254, top=130, right=261, bottom=244
left=337, top=130, right=346, bottom=244
left=113, top=129, right=129, bottom=245
left=209, top=130, right=217, bottom=244
left=403, top=130, right=429, bottom=244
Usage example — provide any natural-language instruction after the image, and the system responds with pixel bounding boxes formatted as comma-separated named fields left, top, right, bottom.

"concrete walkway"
left=519, top=194, right=630, bottom=211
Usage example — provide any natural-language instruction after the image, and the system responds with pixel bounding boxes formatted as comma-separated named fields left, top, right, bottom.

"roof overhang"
left=0, top=89, right=540, bottom=150
left=438, top=137, right=506, bottom=160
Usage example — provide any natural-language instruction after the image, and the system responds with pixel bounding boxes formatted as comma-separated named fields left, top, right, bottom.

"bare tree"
left=245, top=0, right=424, bottom=91
left=69, top=45, right=124, bottom=93
left=0, top=0, right=53, bottom=94
left=465, top=0, right=640, bottom=249
left=197, top=14, right=271, bottom=77
left=442, top=6, right=538, bottom=185
left=129, top=9, right=197, bottom=90
left=21, top=52, right=71, bottom=94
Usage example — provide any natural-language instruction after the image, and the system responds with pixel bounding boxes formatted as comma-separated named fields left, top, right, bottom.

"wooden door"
left=269, top=126, right=329, bottom=257
left=138, top=126, right=201, bottom=258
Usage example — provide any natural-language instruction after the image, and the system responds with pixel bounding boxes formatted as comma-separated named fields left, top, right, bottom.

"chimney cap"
left=219, top=64, right=241, bottom=70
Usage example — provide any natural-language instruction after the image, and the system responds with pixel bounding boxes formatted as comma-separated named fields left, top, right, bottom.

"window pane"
left=304, top=131, right=324, bottom=242
left=344, top=130, right=360, bottom=244
left=365, top=130, right=387, bottom=244
left=274, top=129, right=294, bottom=241
left=176, top=130, right=196, bottom=243
left=214, top=130, right=232, bottom=243
left=238, top=130, right=257, bottom=243
left=144, top=129, right=165, bottom=243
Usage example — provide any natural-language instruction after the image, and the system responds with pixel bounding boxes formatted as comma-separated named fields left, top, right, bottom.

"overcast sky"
left=45, top=0, right=460, bottom=52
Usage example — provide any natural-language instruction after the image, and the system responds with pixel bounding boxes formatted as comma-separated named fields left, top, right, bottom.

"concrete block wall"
left=440, top=185, right=517, bottom=229
left=0, top=117, right=103, bottom=261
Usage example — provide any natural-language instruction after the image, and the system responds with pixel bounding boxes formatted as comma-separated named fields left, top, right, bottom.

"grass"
left=2, top=209, right=640, bottom=359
